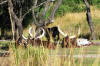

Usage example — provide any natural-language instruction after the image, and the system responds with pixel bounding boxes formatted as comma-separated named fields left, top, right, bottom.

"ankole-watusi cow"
left=35, top=26, right=60, bottom=43
left=57, top=25, right=94, bottom=48
left=29, top=27, right=57, bottom=49
left=16, top=26, right=57, bottom=49
left=15, top=27, right=45, bottom=47
left=45, top=26, right=60, bottom=42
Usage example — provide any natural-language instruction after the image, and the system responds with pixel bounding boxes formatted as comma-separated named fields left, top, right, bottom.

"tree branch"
left=0, top=0, right=7, bottom=5
left=38, top=0, right=51, bottom=26
left=22, top=1, right=46, bottom=19
left=31, top=0, right=38, bottom=26
left=46, top=0, right=62, bottom=25
left=8, top=0, right=19, bottom=22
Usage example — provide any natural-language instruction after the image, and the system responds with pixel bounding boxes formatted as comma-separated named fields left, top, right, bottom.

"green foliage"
left=90, top=0, right=100, bottom=5
left=55, top=0, right=100, bottom=16
left=56, top=4, right=86, bottom=16
left=95, top=3, right=100, bottom=9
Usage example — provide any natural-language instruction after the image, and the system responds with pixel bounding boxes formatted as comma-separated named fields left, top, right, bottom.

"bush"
left=55, top=0, right=100, bottom=16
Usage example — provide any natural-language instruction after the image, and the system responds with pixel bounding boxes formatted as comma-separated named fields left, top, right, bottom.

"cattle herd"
left=15, top=25, right=94, bottom=49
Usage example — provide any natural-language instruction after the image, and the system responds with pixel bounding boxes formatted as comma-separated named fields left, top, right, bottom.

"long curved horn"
left=78, top=27, right=80, bottom=35
left=35, top=28, right=45, bottom=39
left=28, top=26, right=36, bottom=38
left=57, top=25, right=67, bottom=37
left=22, top=34, right=28, bottom=39
left=69, top=35, right=76, bottom=38
left=57, top=25, right=77, bottom=38
left=29, top=27, right=33, bottom=37
left=22, top=26, right=35, bottom=40
left=69, top=27, right=80, bottom=38
left=58, top=25, right=76, bottom=38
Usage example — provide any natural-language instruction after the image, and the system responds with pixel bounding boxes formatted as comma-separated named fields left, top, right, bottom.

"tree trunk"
left=83, top=0, right=96, bottom=40
left=8, top=0, right=23, bottom=40
left=1, top=25, right=5, bottom=40
left=8, top=7, right=16, bottom=40
left=15, top=20, right=23, bottom=38
left=11, top=22, right=15, bottom=40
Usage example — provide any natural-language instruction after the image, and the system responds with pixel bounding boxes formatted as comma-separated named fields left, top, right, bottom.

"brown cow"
left=57, top=25, right=93, bottom=48
left=27, top=38, right=57, bottom=49
left=16, top=26, right=57, bottom=49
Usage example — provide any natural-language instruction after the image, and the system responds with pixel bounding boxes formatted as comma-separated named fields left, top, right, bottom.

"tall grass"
left=1, top=39, right=100, bottom=66
left=1, top=42, right=100, bottom=66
